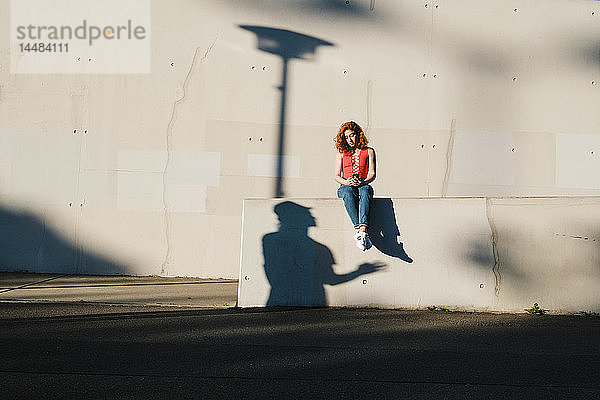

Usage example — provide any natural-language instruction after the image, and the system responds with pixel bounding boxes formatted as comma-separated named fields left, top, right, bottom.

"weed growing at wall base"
left=427, top=306, right=451, bottom=312
left=524, top=303, right=547, bottom=315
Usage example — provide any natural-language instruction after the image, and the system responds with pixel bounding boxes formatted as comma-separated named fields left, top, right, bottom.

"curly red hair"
left=335, top=121, right=368, bottom=153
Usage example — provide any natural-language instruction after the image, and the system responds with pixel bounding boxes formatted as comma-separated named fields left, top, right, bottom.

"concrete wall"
left=238, top=197, right=600, bottom=313
left=1, top=0, right=599, bottom=278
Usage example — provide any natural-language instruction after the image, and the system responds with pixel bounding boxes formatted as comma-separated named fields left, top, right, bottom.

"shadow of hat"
left=273, top=201, right=314, bottom=228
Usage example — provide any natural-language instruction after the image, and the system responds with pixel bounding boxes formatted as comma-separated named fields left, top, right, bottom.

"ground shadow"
left=2, top=306, right=598, bottom=398
left=0, top=205, right=129, bottom=275
left=262, top=201, right=385, bottom=306
left=369, top=198, right=413, bottom=263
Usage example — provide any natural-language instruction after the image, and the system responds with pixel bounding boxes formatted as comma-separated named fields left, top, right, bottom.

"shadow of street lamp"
left=239, top=25, right=334, bottom=197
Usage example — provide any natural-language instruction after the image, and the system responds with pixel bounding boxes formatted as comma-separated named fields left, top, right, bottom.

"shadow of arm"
left=325, top=262, right=387, bottom=286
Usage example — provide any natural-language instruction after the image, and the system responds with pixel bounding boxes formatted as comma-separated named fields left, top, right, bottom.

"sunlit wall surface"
left=1, top=0, right=599, bottom=277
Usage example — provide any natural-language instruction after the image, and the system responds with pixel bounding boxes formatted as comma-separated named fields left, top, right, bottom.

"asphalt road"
left=1, top=303, right=599, bottom=399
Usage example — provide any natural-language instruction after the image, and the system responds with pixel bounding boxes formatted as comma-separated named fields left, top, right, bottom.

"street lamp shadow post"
left=239, top=25, right=334, bottom=197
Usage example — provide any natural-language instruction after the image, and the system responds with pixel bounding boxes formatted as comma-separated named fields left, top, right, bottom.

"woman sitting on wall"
left=334, top=121, right=377, bottom=251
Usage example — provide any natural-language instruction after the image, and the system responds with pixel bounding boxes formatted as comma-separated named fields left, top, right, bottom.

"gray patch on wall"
left=452, top=131, right=515, bottom=186
left=117, top=151, right=220, bottom=212
left=556, top=133, right=600, bottom=189
left=247, top=154, right=300, bottom=178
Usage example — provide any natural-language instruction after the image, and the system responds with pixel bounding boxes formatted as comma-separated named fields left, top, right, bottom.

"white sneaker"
left=354, top=232, right=365, bottom=251
left=363, top=232, right=372, bottom=251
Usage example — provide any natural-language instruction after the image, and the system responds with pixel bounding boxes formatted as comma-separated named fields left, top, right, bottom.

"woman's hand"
left=347, top=177, right=362, bottom=187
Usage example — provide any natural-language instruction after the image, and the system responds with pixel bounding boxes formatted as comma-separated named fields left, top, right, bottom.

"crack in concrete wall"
left=75, top=119, right=86, bottom=274
left=160, top=39, right=218, bottom=275
left=441, top=118, right=456, bottom=197
left=554, top=233, right=598, bottom=242
left=485, top=198, right=501, bottom=296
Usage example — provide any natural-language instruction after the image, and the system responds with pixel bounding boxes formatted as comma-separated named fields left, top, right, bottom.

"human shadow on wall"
left=262, top=201, right=386, bottom=306
left=0, top=205, right=129, bottom=275
left=369, top=198, right=413, bottom=263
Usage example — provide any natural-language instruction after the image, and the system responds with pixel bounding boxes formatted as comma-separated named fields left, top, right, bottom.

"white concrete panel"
left=117, top=151, right=166, bottom=173
left=167, top=184, right=207, bottom=213
left=117, top=174, right=208, bottom=213
left=0, top=128, right=17, bottom=160
left=247, top=154, right=300, bottom=178
left=9, top=130, right=80, bottom=206
left=196, top=37, right=273, bottom=124
left=239, top=197, right=600, bottom=313
left=447, top=183, right=600, bottom=198
left=116, top=171, right=163, bottom=211
left=79, top=170, right=117, bottom=207
left=2, top=0, right=600, bottom=280
left=452, top=131, right=515, bottom=186
left=168, top=151, right=220, bottom=187
left=490, top=197, right=600, bottom=313
left=238, top=198, right=496, bottom=309
left=78, top=206, right=165, bottom=276
left=389, top=198, right=495, bottom=308
left=556, top=133, right=600, bottom=189
left=0, top=162, right=11, bottom=196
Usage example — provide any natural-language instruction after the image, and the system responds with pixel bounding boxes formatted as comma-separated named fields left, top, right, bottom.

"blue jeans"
left=337, top=184, right=373, bottom=229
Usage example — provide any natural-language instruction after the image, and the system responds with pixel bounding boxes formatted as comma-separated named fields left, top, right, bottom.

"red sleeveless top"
left=341, top=148, right=369, bottom=179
